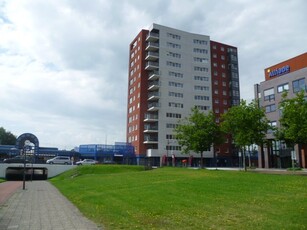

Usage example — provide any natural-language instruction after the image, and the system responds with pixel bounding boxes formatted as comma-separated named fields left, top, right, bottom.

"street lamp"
left=22, top=140, right=31, bottom=190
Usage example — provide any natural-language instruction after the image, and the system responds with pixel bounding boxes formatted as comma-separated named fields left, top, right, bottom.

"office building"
left=127, top=23, right=240, bottom=166
left=254, top=52, right=307, bottom=168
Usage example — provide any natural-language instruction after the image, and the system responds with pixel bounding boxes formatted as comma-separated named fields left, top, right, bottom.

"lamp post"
left=23, top=140, right=31, bottom=190
left=22, top=146, right=26, bottom=190
left=166, top=140, right=170, bottom=166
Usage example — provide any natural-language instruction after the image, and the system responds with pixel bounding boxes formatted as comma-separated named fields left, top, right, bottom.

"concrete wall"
left=0, top=163, right=76, bottom=179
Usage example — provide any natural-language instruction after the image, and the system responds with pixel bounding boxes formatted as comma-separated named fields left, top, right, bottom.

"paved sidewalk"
left=0, top=181, right=22, bottom=205
left=0, top=181, right=103, bottom=230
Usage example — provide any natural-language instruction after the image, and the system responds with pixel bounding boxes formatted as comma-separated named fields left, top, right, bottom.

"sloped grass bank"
left=51, top=166, right=307, bottom=230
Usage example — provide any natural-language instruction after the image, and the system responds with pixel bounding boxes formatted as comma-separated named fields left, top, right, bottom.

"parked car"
left=46, top=156, right=71, bottom=165
left=76, top=159, right=98, bottom=166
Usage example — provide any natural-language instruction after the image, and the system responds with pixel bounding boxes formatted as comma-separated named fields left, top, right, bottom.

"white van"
left=46, top=156, right=71, bottom=165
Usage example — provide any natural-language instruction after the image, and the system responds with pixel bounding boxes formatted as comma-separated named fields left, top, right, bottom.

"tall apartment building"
left=127, top=24, right=240, bottom=166
left=254, top=52, right=307, bottom=169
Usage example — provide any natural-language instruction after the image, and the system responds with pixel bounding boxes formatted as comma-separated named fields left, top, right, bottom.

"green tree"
left=221, top=100, right=270, bottom=170
left=174, top=107, right=224, bottom=169
left=0, top=127, right=17, bottom=145
left=277, top=91, right=307, bottom=148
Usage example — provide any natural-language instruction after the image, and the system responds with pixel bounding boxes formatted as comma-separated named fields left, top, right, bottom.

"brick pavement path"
left=0, top=181, right=22, bottom=205
left=0, top=181, right=103, bottom=230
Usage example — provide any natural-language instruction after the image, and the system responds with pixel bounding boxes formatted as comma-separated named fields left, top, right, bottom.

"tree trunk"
left=200, top=151, right=204, bottom=169
left=248, top=145, right=251, bottom=168
left=243, top=147, right=247, bottom=171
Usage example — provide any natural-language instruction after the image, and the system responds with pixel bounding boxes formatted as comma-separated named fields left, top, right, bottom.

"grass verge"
left=50, top=165, right=307, bottom=230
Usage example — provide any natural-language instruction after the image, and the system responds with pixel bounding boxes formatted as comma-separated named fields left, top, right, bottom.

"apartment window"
left=193, top=48, right=208, bottom=54
left=194, top=95, right=210, bottom=101
left=268, top=121, right=277, bottom=133
left=166, top=113, right=182, bottom=118
left=221, top=47, right=225, bottom=51
left=214, top=80, right=218, bottom=85
left=169, top=81, right=183, bottom=88
left=196, top=105, right=209, bottom=111
left=169, top=71, right=183, bottom=78
left=166, top=134, right=176, bottom=139
left=213, top=53, right=217, bottom=58
left=194, top=57, right=208, bottom=63
left=232, top=81, right=239, bottom=87
left=232, top=90, right=240, bottom=97
left=169, top=92, right=183, bottom=98
left=167, top=61, right=181, bottom=68
left=221, top=64, right=226, bottom=69
left=222, top=73, right=226, bottom=78
left=194, top=76, right=209, bottom=81
left=214, top=99, right=219, bottom=104
left=194, top=66, right=208, bottom=72
left=292, top=78, right=305, bottom=93
left=264, top=88, right=275, bottom=101
left=213, top=71, right=218, bottom=76
left=214, top=89, right=218, bottom=94
left=277, top=83, right=289, bottom=93
left=167, top=33, right=181, bottom=40
left=222, top=81, right=227, bottom=87
left=167, top=42, right=181, bottom=49
left=169, top=102, right=183, bottom=108
left=193, top=39, right=207, bottom=45
left=167, top=52, right=181, bottom=58
left=223, top=90, right=227, bottom=96
left=221, top=55, right=225, bottom=60
left=194, top=85, right=209, bottom=91
left=223, top=99, right=227, bottom=105
left=166, top=123, right=178, bottom=128
left=265, top=104, right=276, bottom=113
left=213, top=63, right=217, bottom=67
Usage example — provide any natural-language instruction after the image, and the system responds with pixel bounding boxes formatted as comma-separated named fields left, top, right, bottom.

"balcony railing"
left=144, top=113, right=159, bottom=122
left=146, top=42, right=159, bottom=51
left=145, top=61, right=159, bottom=70
left=145, top=51, right=159, bottom=61
left=148, top=71, right=160, bottom=81
left=148, top=92, right=160, bottom=101
left=148, top=81, right=160, bottom=91
left=147, top=102, right=160, bottom=111
left=146, top=32, right=159, bottom=42
left=144, top=125, right=158, bottom=133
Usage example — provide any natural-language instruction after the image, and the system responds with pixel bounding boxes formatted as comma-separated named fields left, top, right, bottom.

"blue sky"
left=0, top=0, right=306, bottom=149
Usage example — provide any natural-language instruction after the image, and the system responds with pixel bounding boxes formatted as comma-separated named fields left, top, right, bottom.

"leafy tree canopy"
left=278, top=91, right=307, bottom=145
left=221, top=100, right=270, bottom=148
left=0, top=127, right=17, bottom=145
left=174, top=107, right=224, bottom=168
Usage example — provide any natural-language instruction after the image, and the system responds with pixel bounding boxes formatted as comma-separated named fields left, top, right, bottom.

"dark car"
left=3, top=157, right=30, bottom=164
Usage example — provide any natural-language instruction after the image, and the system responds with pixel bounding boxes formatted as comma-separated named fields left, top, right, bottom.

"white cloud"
left=0, top=0, right=306, bottom=149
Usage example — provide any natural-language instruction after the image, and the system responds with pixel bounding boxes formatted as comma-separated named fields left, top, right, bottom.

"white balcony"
left=144, top=113, right=159, bottom=122
left=148, top=92, right=160, bottom=101
left=146, top=32, right=159, bottom=42
left=148, top=81, right=160, bottom=91
left=145, top=61, right=159, bottom=70
left=146, top=42, right=159, bottom=51
left=148, top=71, right=160, bottom=81
left=148, top=102, right=160, bottom=111
left=144, top=125, right=158, bottom=133
left=145, top=51, right=159, bottom=61
left=143, top=138, right=159, bottom=144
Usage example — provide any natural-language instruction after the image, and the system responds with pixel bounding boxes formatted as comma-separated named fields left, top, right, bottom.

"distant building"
left=254, top=52, right=307, bottom=168
left=126, top=23, right=240, bottom=167
left=78, top=142, right=135, bottom=164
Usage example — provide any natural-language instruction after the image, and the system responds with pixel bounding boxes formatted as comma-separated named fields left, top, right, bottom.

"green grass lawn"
left=50, top=166, right=307, bottom=230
